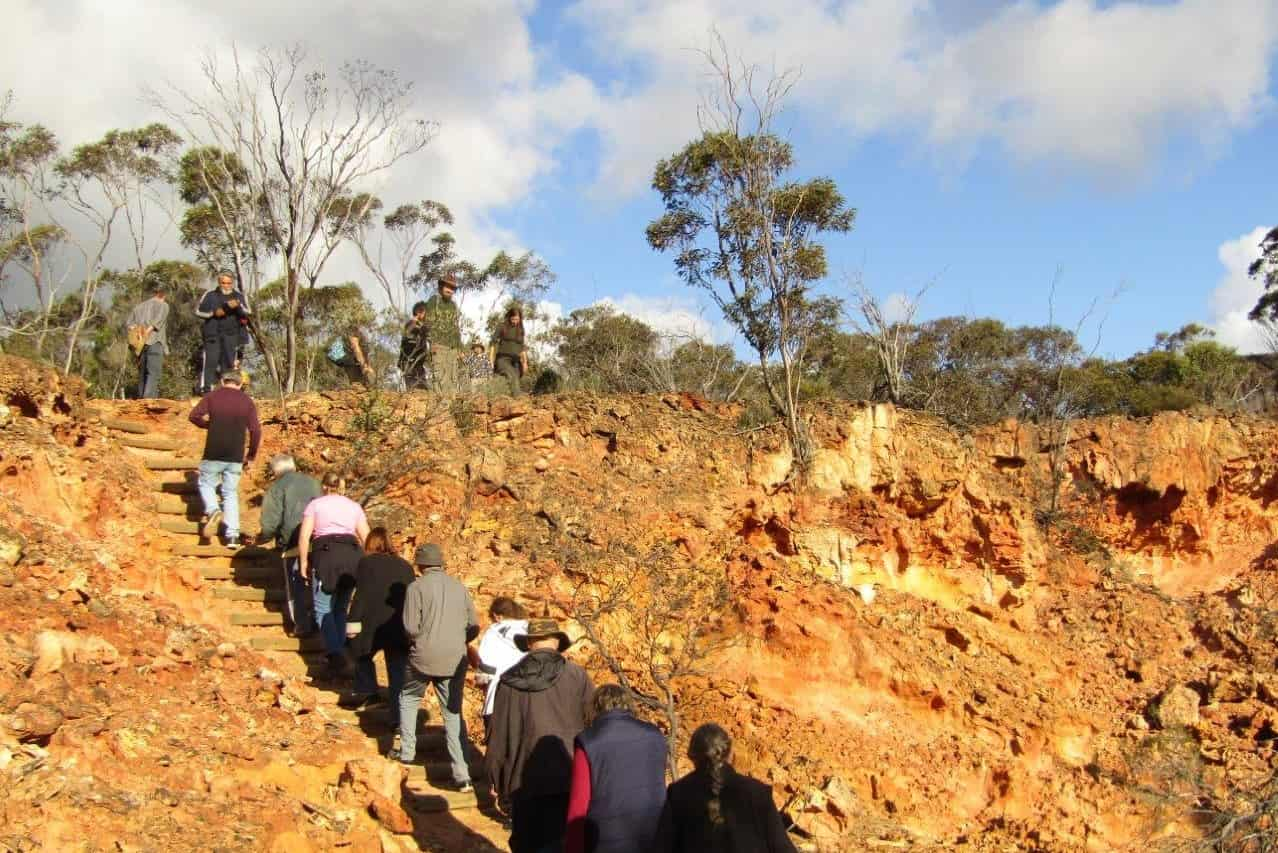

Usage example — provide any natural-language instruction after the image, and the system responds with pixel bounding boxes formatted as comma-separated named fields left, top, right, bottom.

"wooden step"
left=402, top=782, right=485, bottom=813
left=202, top=568, right=283, bottom=586
left=145, top=457, right=202, bottom=471
left=159, top=518, right=202, bottom=534
left=250, top=636, right=326, bottom=653
left=171, top=543, right=273, bottom=558
left=101, top=417, right=149, bottom=434
left=230, top=611, right=284, bottom=626
left=118, top=434, right=180, bottom=451
left=153, top=495, right=202, bottom=515
left=213, top=586, right=285, bottom=602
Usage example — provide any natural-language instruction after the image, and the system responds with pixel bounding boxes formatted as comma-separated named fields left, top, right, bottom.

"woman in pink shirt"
left=298, top=472, right=370, bottom=677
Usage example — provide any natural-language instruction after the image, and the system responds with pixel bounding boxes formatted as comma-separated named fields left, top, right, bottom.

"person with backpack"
left=653, top=723, right=796, bottom=853
left=195, top=273, right=252, bottom=395
left=125, top=287, right=169, bottom=399
left=327, top=325, right=374, bottom=386
left=297, top=472, right=370, bottom=678
left=565, top=684, right=668, bottom=853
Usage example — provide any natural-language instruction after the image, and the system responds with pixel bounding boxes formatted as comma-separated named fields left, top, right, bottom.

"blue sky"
left=3, top=0, right=1276, bottom=357
left=495, top=0, right=1278, bottom=357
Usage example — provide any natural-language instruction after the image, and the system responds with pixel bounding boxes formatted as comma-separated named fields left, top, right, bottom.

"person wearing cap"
left=487, top=615, right=594, bottom=853
left=257, top=454, right=323, bottom=636
left=421, top=272, right=463, bottom=394
left=398, top=543, right=479, bottom=791
left=188, top=369, right=261, bottom=548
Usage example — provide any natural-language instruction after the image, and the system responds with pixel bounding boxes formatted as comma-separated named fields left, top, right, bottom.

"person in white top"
left=475, top=596, right=528, bottom=739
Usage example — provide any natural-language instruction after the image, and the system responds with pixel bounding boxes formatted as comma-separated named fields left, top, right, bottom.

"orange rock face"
left=1, top=356, right=1276, bottom=850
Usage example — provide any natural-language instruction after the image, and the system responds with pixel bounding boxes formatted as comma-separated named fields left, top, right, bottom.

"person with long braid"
left=653, top=723, right=797, bottom=853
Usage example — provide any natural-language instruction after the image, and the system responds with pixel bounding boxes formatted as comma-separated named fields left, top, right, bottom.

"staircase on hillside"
left=97, top=410, right=498, bottom=827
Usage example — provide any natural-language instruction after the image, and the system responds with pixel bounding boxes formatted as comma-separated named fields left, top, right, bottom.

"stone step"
left=153, top=495, right=202, bottom=515
left=118, top=434, right=180, bottom=451
left=172, top=543, right=273, bottom=559
left=101, top=417, right=149, bottom=435
left=250, top=636, right=326, bottom=653
left=145, top=457, right=202, bottom=471
left=230, top=611, right=284, bottom=626
left=213, top=586, right=285, bottom=602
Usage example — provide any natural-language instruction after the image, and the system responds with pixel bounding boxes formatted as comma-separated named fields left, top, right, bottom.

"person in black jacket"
left=345, top=527, right=415, bottom=714
left=195, top=273, right=252, bottom=394
left=653, top=723, right=796, bottom=853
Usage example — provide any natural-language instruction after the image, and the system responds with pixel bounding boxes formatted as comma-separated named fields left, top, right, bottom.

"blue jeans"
left=138, top=344, right=164, bottom=399
left=197, top=461, right=241, bottom=538
left=398, top=661, right=470, bottom=784
left=355, top=647, right=408, bottom=712
left=313, top=581, right=352, bottom=657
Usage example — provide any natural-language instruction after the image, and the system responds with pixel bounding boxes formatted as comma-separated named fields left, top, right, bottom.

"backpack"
left=127, top=325, right=149, bottom=356
left=326, top=338, right=348, bottom=365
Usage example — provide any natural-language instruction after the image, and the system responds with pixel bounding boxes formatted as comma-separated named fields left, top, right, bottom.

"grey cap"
left=414, top=543, right=444, bottom=567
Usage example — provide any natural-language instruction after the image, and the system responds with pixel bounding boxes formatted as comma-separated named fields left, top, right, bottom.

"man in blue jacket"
left=195, top=273, right=252, bottom=394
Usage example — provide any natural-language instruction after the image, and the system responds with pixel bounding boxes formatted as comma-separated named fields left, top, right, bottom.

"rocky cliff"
left=1, top=355, right=1275, bottom=851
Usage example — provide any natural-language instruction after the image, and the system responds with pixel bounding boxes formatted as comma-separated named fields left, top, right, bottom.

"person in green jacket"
left=489, top=305, right=528, bottom=396
left=257, top=454, right=323, bottom=636
left=422, top=272, right=463, bottom=394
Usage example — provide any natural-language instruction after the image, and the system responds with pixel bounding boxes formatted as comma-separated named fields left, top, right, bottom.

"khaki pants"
left=431, top=346, right=460, bottom=394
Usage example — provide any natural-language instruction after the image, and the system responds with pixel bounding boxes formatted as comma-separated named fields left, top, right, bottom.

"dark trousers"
left=201, top=334, right=237, bottom=391
left=495, top=355, right=522, bottom=396
left=137, top=344, right=164, bottom=399
left=510, top=793, right=569, bottom=853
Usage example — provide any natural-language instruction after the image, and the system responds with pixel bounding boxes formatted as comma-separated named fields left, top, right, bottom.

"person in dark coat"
left=653, top=723, right=796, bottom=853
left=345, top=528, right=414, bottom=714
left=487, top=617, right=594, bottom=853
left=565, top=684, right=668, bottom=853
left=194, top=273, right=252, bottom=394
left=489, top=305, right=527, bottom=396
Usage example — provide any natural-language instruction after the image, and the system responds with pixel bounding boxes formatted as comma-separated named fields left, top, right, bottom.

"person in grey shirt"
left=397, top=543, right=478, bottom=790
left=257, top=453, right=323, bottom=636
left=126, top=288, right=170, bottom=398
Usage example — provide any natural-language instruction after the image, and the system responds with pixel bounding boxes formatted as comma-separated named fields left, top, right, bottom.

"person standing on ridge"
left=297, top=472, right=369, bottom=678
left=490, top=305, right=527, bottom=396
left=487, top=616, right=594, bottom=853
left=653, top=723, right=797, bottom=853
left=257, top=453, right=323, bottom=637
left=188, top=369, right=261, bottom=549
left=398, top=543, right=479, bottom=792
left=399, top=300, right=432, bottom=390
left=565, top=684, right=669, bottom=853
left=422, top=272, right=463, bottom=393
left=195, top=272, right=252, bottom=395
left=125, top=286, right=170, bottom=399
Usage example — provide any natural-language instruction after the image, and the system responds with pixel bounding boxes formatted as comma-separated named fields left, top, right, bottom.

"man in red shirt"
left=188, top=369, right=261, bottom=548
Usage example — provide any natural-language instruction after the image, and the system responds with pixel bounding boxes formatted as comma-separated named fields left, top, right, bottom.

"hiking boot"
left=455, top=780, right=474, bottom=794
left=338, top=692, right=376, bottom=709
left=201, top=509, right=223, bottom=538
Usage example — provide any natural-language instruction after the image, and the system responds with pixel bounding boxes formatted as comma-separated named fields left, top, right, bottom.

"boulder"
left=1152, top=684, right=1201, bottom=729
left=339, top=756, right=408, bottom=804
left=467, top=448, right=506, bottom=497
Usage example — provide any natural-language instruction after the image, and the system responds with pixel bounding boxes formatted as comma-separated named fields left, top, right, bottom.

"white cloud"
left=593, top=293, right=725, bottom=345
left=569, top=0, right=1278, bottom=196
left=1209, top=226, right=1271, bottom=353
